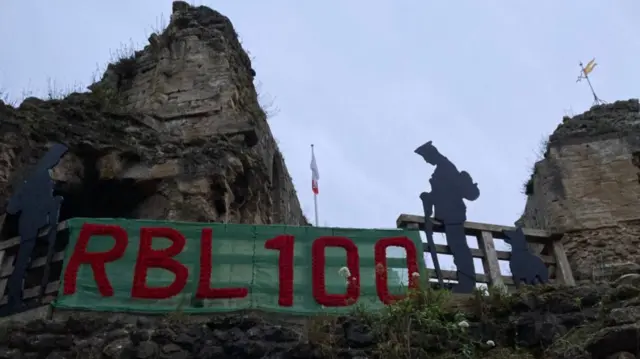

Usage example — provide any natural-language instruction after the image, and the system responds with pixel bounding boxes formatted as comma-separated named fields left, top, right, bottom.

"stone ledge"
left=50, top=308, right=308, bottom=328
left=559, top=218, right=640, bottom=234
left=0, top=305, right=51, bottom=324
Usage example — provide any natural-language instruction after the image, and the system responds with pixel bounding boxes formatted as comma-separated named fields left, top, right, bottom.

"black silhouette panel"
left=0, top=143, right=68, bottom=315
left=503, top=227, right=549, bottom=288
left=415, top=141, right=480, bottom=293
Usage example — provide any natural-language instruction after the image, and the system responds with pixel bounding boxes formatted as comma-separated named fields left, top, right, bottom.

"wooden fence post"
left=405, top=223, right=419, bottom=230
left=476, top=230, right=504, bottom=288
left=551, top=236, right=575, bottom=286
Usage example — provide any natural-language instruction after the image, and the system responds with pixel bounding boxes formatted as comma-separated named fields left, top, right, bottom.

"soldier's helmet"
left=414, top=141, right=440, bottom=164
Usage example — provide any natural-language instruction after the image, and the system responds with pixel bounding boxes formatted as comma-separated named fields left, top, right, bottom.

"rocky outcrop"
left=0, top=1, right=307, bottom=239
left=3, top=283, right=640, bottom=358
left=0, top=313, right=311, bottom=359
left=517, top=99, right=640, bottom=280
left=489, top=282, right=640, bottom=359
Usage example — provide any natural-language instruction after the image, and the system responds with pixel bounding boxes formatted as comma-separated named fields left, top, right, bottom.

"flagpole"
left=313, top=193, right=319, bottom=227
left=311, top=144, right=319, bottom=227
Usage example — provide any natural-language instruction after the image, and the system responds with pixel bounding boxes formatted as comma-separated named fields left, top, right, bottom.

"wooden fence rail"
left=0, top=220, right=68, bottom=310
left=396, top=214, right=576, bottom=289
left=0, top=215, right=576, bottom=316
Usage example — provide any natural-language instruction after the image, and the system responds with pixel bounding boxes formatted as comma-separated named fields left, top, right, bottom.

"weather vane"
left=577, top=58, right=606, bottom=106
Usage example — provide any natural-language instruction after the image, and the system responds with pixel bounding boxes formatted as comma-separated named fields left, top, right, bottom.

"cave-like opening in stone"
left=0, top=150, right=160, bottom=303
left=632, top=151, right=640, bottom=184
left=2, top=152, right=159, bottom=242
left=56, top=178, right=158, bottom=223
left=56, top=149, right=157, bottom=223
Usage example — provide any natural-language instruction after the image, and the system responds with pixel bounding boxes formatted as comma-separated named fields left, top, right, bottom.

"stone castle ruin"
left=0, top=0, right=638, bottom=290
left=1, top=0, right=639, bottom=288
left=518, top=99, right=640, bottom=281
left=0, top=1, right=308, bottom=244
left=1, top=3, right=640, bottom=358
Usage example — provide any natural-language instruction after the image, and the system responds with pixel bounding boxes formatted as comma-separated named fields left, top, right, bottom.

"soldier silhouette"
left=415, top=141, right=480, bottom=293
left=1, top=143, right=67, bottom=314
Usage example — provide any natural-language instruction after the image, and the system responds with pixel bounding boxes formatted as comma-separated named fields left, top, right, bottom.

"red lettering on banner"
left=374, top=236, right=421, bottom=304
left=63, top=223, right=128, bottom=296
left=196, top=228, right=249, bottom=299
left=264, top=235, right=295, bottom=306
left=63, top=222, right=424, bottom=308
left=131, top=227, right=189, bottom=299
left=312, top=236, right=360, bottom=306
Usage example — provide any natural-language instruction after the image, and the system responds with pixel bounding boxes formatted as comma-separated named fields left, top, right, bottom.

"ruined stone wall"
left=89, top=1, right=306, bottom=226
left=0, top=1, right=307, bottom=233
left=518, top=99, right=640, bottom=280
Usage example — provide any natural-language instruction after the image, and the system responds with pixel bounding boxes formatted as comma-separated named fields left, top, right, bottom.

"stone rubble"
left=2, top=282, right=640, bottom=358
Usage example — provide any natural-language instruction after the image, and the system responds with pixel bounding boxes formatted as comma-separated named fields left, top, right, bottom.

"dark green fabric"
left=53, top=218, right=426, bottom=315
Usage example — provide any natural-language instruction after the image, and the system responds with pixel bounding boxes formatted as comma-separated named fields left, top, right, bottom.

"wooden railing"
left=396, top=214, right=576, bottom=289
left=0, top=219, right=69, bottom=313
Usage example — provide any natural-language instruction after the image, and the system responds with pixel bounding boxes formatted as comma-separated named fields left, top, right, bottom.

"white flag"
left=311, top=148, right=319, bottom=195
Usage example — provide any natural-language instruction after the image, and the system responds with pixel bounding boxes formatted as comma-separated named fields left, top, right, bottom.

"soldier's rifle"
left=419, top=192, right=445, bottom=288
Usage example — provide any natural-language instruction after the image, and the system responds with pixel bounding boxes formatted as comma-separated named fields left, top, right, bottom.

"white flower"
left=486, top=340, right=495, bottom=347
left=338, top=266, right=351, bottom=278
left=411, top=272, right=420, bottom=278
left=458, top=320, right=469, bottom=328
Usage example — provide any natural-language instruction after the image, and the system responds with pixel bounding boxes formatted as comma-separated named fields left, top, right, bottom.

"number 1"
left=264, top=235, right=295, bottom=306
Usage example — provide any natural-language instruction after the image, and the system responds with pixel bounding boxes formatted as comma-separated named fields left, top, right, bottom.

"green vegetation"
left=307, top=270, right=536, bottom=359
left=522, top=137, right=549, bottom=196
left=305, top=277, right=636, bottom=359
left=362, top=286, right=476, bottom=358
left=0, top=41, right=132, bottom=109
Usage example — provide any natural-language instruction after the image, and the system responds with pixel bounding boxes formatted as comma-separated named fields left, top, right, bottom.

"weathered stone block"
left=519, top=100, right=640, bottom=279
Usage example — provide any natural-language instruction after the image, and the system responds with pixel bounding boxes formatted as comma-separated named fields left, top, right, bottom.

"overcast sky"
left=2, top=1, right=639, bottom=279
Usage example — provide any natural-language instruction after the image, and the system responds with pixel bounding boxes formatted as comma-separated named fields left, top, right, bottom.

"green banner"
left=54, top=218, right=426, bottom=315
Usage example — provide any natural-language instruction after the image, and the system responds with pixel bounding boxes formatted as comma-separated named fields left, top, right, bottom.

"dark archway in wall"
left=57, top=150, right=159, bottom=221
left=632, top=151, right=640, bottom=184
left=271, top=154, right=283, bottom=223
left=1, top=148, right=158, bottom=241
left=56, top=178, right=158, bottom=223
left=56, top=149, right=159, bottom=223
left=0, top=148, right=158, bottom=299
